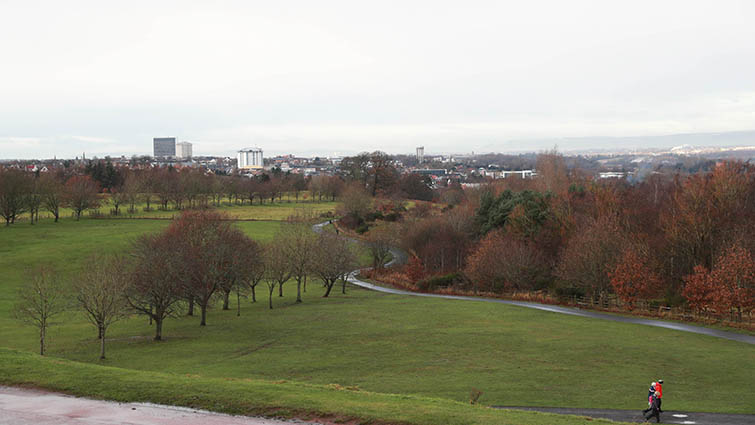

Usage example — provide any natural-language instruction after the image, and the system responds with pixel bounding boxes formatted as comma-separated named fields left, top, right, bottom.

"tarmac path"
left=0, top=386, right=317, bottom=425
left=312, top=221, right=754, bottom=345
left=495, top=406, right=755, bottom=425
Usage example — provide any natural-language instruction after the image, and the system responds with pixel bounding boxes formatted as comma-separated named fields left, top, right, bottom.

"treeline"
left=367, top=156, right=754, bottom=322
left=0, top=166, right=347, bottom=224
left=13, top=211, right=358, bottom=359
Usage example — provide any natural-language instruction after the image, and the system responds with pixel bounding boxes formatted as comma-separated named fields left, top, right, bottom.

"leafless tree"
left=366, top=225, right=397, bottom=270
left=39, top=173, right=64, bottom=222
left=65, top=175, right=100, bottom=220
left=74, top=255, right=130, bottom=359
left=312, top=232, right=358, bottom=297
left=263, top=243, right=292, bottom=309
left=0, top=169, right=29, bottom=225
left=278, top=221, right=317, bottom=303
left=13, top=266, right=69, bottom=355
left=126, top=233, right=184, bottom=341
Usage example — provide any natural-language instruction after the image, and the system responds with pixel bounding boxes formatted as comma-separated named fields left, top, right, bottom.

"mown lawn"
left=0, top=219, right=753, bottom=417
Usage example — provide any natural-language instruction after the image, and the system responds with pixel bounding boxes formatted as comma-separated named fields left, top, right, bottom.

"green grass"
left=24, top=197, right=338, bottom=222
left=0, top=348, right=624, bottom=425
left=1, top=219, right=754, bottom=420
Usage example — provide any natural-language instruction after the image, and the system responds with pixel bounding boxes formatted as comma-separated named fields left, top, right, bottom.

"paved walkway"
left=496, top=406, right=755, bottom=425
left=0, top=386, right=316, bottom=425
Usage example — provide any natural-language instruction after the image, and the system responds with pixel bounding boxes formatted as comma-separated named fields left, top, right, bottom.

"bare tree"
left=65, top=175, right=100, bottom=220
left=39, top=173, right=64, bottom=222
left=13, top=266, right=69, bottom=355
left=74, top=255, right=130, bottom=359
left=312, top=232, right=358, bottom=297
left=126, top=233, right=183, bottom=341
left=366, top=225, right=397, bottom=270
left=278, top=221, right=317, bottom=303
left=0, top=169, right=29, bottom=225
left=263, top=243, right=292, bottom=309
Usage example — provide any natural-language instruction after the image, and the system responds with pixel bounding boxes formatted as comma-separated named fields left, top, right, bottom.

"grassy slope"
left=0, top=349, right=624, bottom=425
left=0, top=218, right=753, bottom=417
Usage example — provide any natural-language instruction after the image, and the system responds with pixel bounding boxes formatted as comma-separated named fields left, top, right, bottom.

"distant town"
left=2, top=136, right=755, bottom=187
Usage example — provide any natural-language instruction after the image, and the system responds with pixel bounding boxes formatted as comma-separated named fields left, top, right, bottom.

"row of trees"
left=0, top=169, right=101, bottom=224
left=376, top=157, right=754, bottom=321
left=13, top=211, right=359, bottom=359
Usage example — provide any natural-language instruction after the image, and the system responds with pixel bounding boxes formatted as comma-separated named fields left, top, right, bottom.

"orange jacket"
left=656, top=383, right=662, bottom=398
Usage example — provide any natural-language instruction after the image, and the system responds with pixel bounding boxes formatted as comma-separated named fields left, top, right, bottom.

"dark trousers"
left=644, top=408, right=660, bottom=422
left=658, top=398, right=662, bottom=411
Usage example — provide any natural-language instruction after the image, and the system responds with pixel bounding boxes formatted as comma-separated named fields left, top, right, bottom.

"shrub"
left=355, top=223, right=369, bottom=234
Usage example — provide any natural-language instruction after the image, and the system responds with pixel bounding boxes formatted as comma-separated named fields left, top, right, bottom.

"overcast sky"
left=1, top=0, right=754, bottom=159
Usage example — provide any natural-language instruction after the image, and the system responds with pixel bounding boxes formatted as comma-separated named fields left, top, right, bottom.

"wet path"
left=0, top=386, right=316, bottom=425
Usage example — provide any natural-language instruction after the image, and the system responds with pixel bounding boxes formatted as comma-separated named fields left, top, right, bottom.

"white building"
left=176, top=142, right=193, bottom=159
left=238, top=148, right=264, bottom=169
left=416, top=146, right=425, bottom=163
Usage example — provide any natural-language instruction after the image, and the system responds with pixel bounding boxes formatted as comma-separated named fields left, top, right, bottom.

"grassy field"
left=24, top=198, right=337, bottom=222
left=0, top=349, right=623, bottom=425
left=1, top=217, right=754, bottom=421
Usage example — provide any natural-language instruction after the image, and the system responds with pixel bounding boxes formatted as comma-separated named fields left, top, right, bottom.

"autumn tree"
left=465, top=230, right=549, bottom=293
left=13, top=266, right=69, bottom=355
left=708, top=242, right=755, bottom=320
left=682, top=266, right=714, bottom=314
left=126, top=233, right=184, bottom=341
left=609, top=246, right=663, bottom=309
left=217, top=228, right=262, bottom=315
left=555, top=218, right=626, bottom=300
left=65, top=175, right=100, bottom=220
left=74, top=255, right=129, bottom=359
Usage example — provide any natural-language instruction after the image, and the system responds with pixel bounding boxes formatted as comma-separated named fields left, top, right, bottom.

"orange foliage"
left=609, top=247, right=662, bottom=309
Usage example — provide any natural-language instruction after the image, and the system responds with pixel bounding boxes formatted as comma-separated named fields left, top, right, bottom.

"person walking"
left=655, top=379, right=663, bottom=412
left=644, top=391, right=662, bottom=423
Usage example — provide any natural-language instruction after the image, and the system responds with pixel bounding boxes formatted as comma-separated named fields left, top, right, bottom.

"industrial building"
left=153, top=137, right=176, bottom=158
left=237, top=148, right=264, bottom=169
left=176, top=142, right=193, bottom=159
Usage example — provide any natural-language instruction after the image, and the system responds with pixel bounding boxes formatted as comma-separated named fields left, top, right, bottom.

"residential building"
left=176, top=142, right=193, bottom=159
left=237, top=147, right=263, bottom=169
left=153, top=137, right=176, bottom=158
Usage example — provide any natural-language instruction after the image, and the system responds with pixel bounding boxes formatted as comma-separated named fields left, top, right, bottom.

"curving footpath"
left=314, top=222, right=755, bottom=345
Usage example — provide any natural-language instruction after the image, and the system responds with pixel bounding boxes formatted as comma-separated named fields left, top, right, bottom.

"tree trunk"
left=323, top=281, right=334, bottom=297
left=53, top=209, right=59, bottom=222
left=268, top=284, right=275, bottom=309
left=154, top=318, right=163, bottom=341
left=99, top=329, right=106, bottom=360
left=223, top=290, right=230, bottom=310
left=296, top=278, right=302, bottom=303
left=279, top=281, right=284, bottom=297
left=342, top=277, right=347, bottom=294
left=187, top=298, right=194, bottom=316
left=39, top=326, right=46, bottom=356
left=303, top=275, right=307, bottom=293
left=98, top=325, right=103, bottom=339
left=251, top=285, right=256, bottom=302
left=236, top=290, right=241, bottom=316
left=200, top=303, right=207, bottom=326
